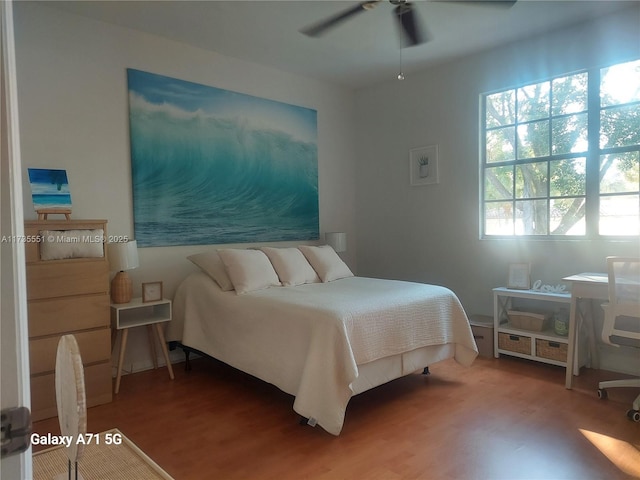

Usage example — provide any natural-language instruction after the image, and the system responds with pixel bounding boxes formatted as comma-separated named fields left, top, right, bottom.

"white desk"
left=562, top=273, right=609, bottom=389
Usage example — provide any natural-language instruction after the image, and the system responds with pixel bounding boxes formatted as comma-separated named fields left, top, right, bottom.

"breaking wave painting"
left=126, top=69, right=318, bottom=247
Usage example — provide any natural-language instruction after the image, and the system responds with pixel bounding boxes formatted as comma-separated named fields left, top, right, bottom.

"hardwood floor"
left=33, top=355, right=640, bottom=479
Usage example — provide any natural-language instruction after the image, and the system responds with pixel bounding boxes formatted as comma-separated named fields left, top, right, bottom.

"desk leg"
left=565, top=295, right=578, bottom=389
left=569, top=298, right=600, bottom=375
left=572, top=299, right=586, bottom=375
left=493, top=293, right=500, bottom=358
left=115, top=328, right=129, bottom=394
left=584, top=299, right=600, bottom=370
left=155, top=323, right=175, bottom=380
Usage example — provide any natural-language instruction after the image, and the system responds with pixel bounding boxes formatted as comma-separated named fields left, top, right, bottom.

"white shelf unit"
left=111, top=298, right=172, bottom=330
left=493, top=287, right=586, bottom=373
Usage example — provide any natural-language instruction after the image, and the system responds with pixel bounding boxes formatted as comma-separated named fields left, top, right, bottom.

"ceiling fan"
left=301, top=0, right=517, bottom=48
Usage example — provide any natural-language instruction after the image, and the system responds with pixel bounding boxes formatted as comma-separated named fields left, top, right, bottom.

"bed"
left=167, top=247, right=478, bottom=436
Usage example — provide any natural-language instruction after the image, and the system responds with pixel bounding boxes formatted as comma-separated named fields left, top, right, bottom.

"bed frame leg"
left=184, top=349, right=191, bottom=372
left=422, top=367, right=430, bottom=375
left=299, top=416, right=317, bottom=427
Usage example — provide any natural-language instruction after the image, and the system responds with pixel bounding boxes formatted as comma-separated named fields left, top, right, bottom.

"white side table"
left=493, top=287, right=575, bottom=369
left=110, top=298, right=175, bottom=394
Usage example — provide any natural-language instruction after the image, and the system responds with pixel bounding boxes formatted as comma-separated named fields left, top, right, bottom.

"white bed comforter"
left=169, top=273, right=478, bottom=435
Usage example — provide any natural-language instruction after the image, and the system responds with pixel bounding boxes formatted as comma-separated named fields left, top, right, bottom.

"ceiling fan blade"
left=435, top=0, right=517, bottom=8
left=301, top=2, right=377, bottom=38
left=394, top=4, right=427, bottom=47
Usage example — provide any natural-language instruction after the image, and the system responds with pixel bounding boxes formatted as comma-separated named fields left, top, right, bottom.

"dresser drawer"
left=29, top=328, right=111, bottom=376
left=28, top=294, right=109, bottom=337
left=30, top=361, right=113, bottom=422
left=26, top=260, right=108, bottom=300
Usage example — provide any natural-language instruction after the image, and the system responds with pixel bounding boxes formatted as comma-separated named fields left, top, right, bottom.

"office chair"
left=596, top=257, right=640, bottom=422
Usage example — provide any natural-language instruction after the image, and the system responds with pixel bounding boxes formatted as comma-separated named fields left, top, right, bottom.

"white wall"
left=354, top=7, right=640, bottom=374
left=13, top=2, right=357, bottom=373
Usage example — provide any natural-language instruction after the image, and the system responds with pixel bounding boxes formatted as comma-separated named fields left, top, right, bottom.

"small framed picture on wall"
left=507, top=263, right=531, bottom=289
left=409, top=144, right=439, bottom=186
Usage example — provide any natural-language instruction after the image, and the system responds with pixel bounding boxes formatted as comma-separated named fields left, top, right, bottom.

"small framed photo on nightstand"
left=142, top=281, right=163, bottom=303
left=507, top=263, right=531, bottom=290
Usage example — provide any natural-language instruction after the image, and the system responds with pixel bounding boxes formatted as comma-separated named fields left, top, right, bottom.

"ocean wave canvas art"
left=126, top=69, right=319, bottom=247
left=28, top=168, right=72, bottom=211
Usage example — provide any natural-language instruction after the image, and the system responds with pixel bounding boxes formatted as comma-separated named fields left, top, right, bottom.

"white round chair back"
left=55, top=334, right=87, bottom=468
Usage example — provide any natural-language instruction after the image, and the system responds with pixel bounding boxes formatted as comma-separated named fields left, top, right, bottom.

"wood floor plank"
left=33, top=355, right=640, bottom=479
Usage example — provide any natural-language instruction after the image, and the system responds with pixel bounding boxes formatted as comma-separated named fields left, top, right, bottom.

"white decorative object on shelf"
left=532, top=280, right=568, bottom=294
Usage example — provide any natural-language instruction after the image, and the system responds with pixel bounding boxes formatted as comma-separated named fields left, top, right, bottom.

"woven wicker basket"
left=536, top=339, right=567, bottom=362
left=498, top=332, right=531, bottom=354
left=507, top=310, right=550, bottom=332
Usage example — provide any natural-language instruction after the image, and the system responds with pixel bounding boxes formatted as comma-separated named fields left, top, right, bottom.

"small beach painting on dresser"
left=126, top=68, right=319, bottom=247
left=27, top=168, right=72, bottom=211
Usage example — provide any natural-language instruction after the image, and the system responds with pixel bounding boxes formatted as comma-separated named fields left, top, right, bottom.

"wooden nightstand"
left=110, top=298, right=175, bottom=394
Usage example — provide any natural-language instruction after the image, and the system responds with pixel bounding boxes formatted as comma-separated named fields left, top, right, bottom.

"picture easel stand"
left=36, top=209, right=72, bottom=220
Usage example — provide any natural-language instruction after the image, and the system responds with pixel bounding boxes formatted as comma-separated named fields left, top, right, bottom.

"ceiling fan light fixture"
left=362, top=1, right=381, bottom=11
left=397, top=12, right=405, bottom=80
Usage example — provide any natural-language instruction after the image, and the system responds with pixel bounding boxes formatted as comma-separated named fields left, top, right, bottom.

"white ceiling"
left=45, top=0, right=634, bottom=88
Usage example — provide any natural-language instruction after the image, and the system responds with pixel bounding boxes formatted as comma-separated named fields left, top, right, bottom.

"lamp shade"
left=108, top=240, right=139, bottom=272
left=325, top=232, right=347, bottom=253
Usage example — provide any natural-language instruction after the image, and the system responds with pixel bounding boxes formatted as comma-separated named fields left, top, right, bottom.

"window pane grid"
left=600, top=103, right=640, bottom=149
left=600, top=60, right=640, bottom=107
left=597, top=61, right=640, bottom=236
left=482, top=59, right=639, bottom=238
left=484, top=151, right=588, bottom=167
left=600, top=100, right=640, bottom=112
left=553, top=71, right=588, bottom=115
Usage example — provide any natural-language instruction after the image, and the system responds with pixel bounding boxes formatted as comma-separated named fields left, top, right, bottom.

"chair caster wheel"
left=597, top=388, right=607, bottom=400
left=627, top=409, right=640, bottom=422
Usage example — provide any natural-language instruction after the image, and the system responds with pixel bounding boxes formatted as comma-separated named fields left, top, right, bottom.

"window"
left=482, top=59, right=639, bottom=238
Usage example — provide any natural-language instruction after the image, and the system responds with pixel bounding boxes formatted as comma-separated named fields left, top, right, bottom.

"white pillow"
left=187, top=251, right=234, bottom=291
left=298, top=245, right=353, bottom=282
left=260, top=247, right=320, bottom=286
left=217, top=249, right=281, bottom=294
left=40, top=229, right=104, bottom=260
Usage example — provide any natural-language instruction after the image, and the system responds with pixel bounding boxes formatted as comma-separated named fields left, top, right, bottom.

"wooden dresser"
left=25, top=219, right=112, bottom=421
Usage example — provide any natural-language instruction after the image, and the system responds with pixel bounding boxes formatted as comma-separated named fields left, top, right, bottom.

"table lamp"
left=108, top=240, right=139, bottom=304
left=325, top=232, right=347, bottom=253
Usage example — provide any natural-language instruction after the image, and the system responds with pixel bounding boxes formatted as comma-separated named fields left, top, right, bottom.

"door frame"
left=1, top=0, right=32, bottom=478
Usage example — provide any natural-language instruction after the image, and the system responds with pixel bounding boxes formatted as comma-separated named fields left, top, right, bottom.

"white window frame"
left=481, top=60, right=640, bottom=240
